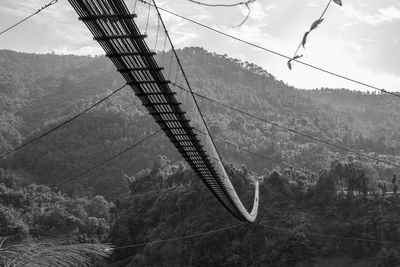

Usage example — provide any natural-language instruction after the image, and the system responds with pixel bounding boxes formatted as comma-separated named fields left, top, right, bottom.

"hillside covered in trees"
left=1, top=48, right=400, bottom=266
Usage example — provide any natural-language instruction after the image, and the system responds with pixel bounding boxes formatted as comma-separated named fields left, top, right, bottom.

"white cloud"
left=168, top=22, right=199, bottom=46
left=268, top=32, right=400, bottom=92
left=342, top=4, right=400, bottom=26
left=379, top=6, right=400, bottom=21
left=307, top=0, right=317, bottom=8
left=193, top=13, right=210, bottom=20
left=43, top=45, right=104, bottom=56
left=224, top=23, right=272, bottom=45
left=239, top=2, right=275, bottom=21
left=0, top=0, right=91, bottom=46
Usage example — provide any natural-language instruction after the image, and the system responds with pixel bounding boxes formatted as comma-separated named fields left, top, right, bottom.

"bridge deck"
left=69, top=0, right=259, bottom=221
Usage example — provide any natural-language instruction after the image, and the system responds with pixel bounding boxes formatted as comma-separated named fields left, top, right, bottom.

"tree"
left=342, top=162, right=376, bottom=197
left=267, top=169, right=288, bottom=188
left=376, top=247, right=400, bottom=267
left=314, top=169, right=337, bottom=204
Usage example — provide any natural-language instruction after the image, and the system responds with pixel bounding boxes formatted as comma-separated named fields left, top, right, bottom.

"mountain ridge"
left=0, top=47, right=399, bottom=196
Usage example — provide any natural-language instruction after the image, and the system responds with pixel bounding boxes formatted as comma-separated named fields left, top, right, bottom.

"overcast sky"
left=0, top=0, right=399, bottom=91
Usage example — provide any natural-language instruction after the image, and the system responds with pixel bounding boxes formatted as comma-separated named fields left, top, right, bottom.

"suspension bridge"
left=67, top=0, right=259, bottom=222
left=2, top=0, right=400, bottom=258
left=1, top=0, right=400, bottom=225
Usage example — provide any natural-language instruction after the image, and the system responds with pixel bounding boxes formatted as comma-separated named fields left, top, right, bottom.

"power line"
left=108, top=222, right=245, bottom=251
left=31, top=128, right=162, bottom=199
left=108, top=219, right=314, bottom=251
left=54, top=129, right=162, bottom=188
left=172, top=83, right=400, bottom=169
left=0, top=0, right=59, bottom=36
left=154, top=4, right=400, bottom=99
left=0, top=84, right=127, bottom=160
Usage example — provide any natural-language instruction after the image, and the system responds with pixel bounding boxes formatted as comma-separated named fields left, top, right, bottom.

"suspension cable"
left=152, top=3, right=400, bottom=98
left=172, top=83, right=400, bottom=169
left=0, top=84, right=127, bottom=160
left=193, top=127, right=315, bottom=176
left=152, top=0, right=229, bottom=169
left=54, top=129, right=162, bottom=188
left=108, top=222, right=245, bottom=251
left=0, top=0, right=59, bottom=37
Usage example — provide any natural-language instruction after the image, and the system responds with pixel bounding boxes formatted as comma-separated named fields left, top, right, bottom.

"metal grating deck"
left=68, top=0, right=259, bottom=222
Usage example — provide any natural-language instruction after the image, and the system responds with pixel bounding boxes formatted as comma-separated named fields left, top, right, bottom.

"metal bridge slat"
left=128, top=80, right=171, bottom=85
left=79, top=14, right=137, bottom=21
left=136, top=91, right=175, bottom=97
left=143, top=102, right=180, bottom=106
left=109, top=52, right=157, bottom=58
left=150, top=111, right=186, bottom=116
left=118, top=67, right=164, bottom=73
left=94, top=34, right=147, bottom=41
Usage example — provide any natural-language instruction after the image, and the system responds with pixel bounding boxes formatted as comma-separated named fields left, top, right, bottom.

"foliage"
left=375, top=247, right=400, bottom=267
left=0, top=238, right=111, bottom=267
left=0, top=170, right=113, bottom=243
left=1, top=48, right=400, bottom=265
left=1, top=48, right=399, bottom=198
left=104, top=159, right=400, bottom=266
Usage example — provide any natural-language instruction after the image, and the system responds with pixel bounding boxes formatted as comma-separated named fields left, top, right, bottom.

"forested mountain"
left=1, top=48, right=398, bottom=195
left=1, top=48, right=400, bottom=266
left=303, top=88, right=400, bottom=155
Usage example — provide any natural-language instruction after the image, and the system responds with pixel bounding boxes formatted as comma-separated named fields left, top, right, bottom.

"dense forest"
left=1, top=48, right=400, bottom=266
